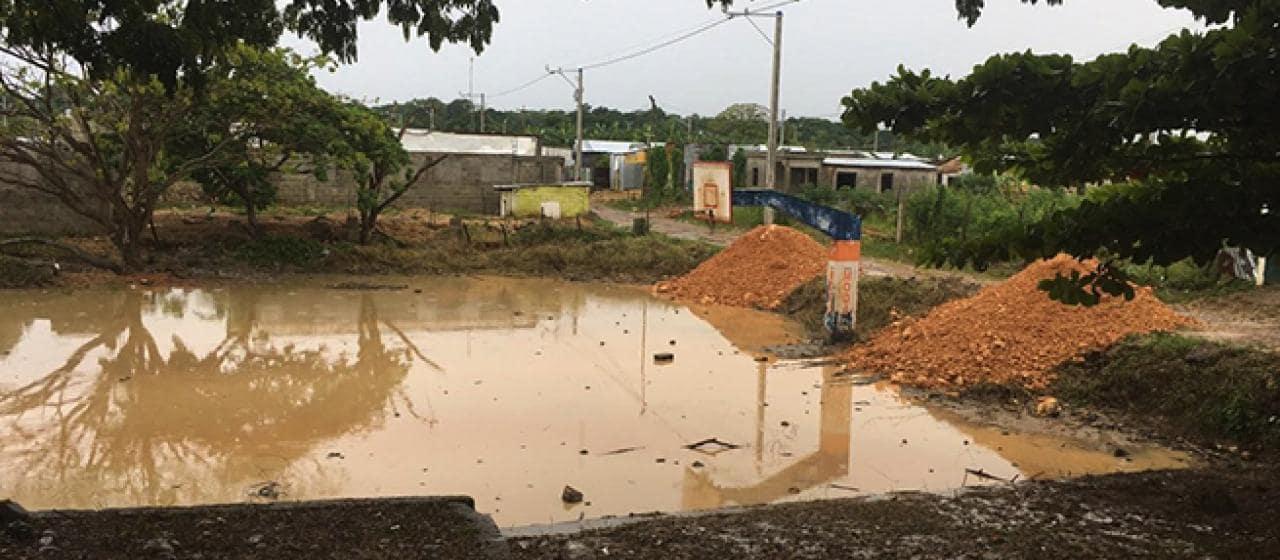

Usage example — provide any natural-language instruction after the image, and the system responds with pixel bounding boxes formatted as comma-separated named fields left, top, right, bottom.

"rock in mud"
left=1034, top=396, right=1062, bottom=417
left=561, top=486, right=585, bottom=504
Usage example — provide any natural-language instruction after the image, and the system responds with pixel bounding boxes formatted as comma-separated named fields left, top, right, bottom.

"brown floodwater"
left=0, top=277, right=1191, bottom=527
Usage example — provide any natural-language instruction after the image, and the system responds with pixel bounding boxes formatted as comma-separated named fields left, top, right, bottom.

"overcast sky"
left=281, top=0, right=1203, bottom=118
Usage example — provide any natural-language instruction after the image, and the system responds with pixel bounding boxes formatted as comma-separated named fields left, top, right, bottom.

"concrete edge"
left=24, top=495, right=478, bottom=520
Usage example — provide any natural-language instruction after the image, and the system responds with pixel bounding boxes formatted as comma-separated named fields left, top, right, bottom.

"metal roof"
left=399, top=129, right=540, bottom=156
left=822, top=157, right=938, bottom=171
left=579, top=140, right=646, bottom=154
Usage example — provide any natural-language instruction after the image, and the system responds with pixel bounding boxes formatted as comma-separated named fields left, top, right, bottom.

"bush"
left=0, top=255, right=56, bottom=288
left=904, top=183, right=1079, bottom=265
left=1054, top=333, right=1280, bottom=449
left=234, top=236, right=326, bottom=268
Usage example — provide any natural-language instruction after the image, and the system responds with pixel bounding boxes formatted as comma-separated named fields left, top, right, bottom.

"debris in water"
left=326, top=452, right=344, bottom=459
left=561, top=486, right=585, bottom=504
left=1113, top=448, right=1131, bottom=458
left=602, top=446, right=644, bottom=456
left=830, top=484, right=859, bottom=492
left=247, top=481, right=283, bottom=501
left=691, top=461, right=705, bottom=468
left=579, top=449, right=589, bottom=456
left=684, top=438, right=743, bottom=453
left=654, top=353, right=675, bottom=364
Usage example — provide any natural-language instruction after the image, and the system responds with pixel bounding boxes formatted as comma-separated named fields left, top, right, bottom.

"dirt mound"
left=848, top=255, right=1194, bottom=391
left=656, top=225, right=827, bottom=310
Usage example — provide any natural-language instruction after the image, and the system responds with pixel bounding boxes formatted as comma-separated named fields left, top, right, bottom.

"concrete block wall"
left=0, top=163, right=106, bottom=237
left=165, top=153, right=563, bottom=215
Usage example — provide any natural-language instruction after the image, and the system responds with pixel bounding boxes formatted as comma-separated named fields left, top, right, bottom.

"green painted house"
left=495, top=183, right=592, bottom=218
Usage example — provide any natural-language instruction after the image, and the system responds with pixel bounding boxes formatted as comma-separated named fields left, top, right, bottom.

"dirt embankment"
left=512, top=465, right=1279, bottom=559
left=655, top=225, right=828, bottom=310
left=848, top=255, right=1194, bottom=391
left=0, top=209, right=719, bottom=288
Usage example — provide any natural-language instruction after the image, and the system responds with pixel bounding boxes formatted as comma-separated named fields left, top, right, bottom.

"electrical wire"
left=573, top=16, right=734, bottom=71
left=489, top=72, right=553, bottom=98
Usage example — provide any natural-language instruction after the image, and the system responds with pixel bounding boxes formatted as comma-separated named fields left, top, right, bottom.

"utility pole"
left=768, top=11, right=783, bottom=192
left=549, top=66, right=586, bottom=182
left=780, top=109, right=787, bottom=146
left=575, top=68, right=585, bottom=182
left=725, top=5, right=787, bottom=222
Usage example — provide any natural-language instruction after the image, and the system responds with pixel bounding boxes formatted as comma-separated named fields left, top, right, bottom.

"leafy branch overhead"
left=841, top=0, right=1278, bottom=302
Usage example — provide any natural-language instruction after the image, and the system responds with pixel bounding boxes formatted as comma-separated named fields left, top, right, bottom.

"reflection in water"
left=0, top=290, right=415, bottom=508
left=683, top=366, right=852, bottom=511
left=0, top=278, right=1192, bottom=526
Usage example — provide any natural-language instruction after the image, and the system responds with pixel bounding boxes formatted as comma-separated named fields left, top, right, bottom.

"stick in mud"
left=962, top=468, right=1017, bottom=486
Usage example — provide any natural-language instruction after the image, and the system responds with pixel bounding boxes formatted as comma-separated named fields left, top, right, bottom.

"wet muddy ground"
left=1, top=277, right=1193, bottom=529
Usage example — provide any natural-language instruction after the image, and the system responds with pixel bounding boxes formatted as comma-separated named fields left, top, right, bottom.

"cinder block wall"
left=0, top=162, right=106, bottom=236
left=167, top=153, right=563, bottom=214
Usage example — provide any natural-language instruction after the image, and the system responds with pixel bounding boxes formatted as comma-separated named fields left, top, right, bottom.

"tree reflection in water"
left=0, top=290, right=422, bottom=509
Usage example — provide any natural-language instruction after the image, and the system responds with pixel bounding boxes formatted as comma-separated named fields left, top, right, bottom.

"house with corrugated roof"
left=742, top=148, right=940, bottom=194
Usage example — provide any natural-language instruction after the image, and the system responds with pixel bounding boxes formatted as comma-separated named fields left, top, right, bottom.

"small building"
left=495, top=182, right=592, bottom=219
left=569, top=140, right=650, bottom=190
left=743, top=148, right=940, bottom=194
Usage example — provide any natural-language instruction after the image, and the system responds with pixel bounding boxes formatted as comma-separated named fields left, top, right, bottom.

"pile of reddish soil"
left=848, top=255, right=1194, bottom=391
left=656, top=225, right=827, bottom=310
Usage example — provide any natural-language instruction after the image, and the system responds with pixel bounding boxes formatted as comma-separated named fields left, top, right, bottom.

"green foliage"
left=842, top=0, right=1280, bottom=302
left=1054, top=333, right=1280, bottom=449
left=795, top=185, right=897, bottom=220
left=0, top=1, right=506, bottom=91
left=731, top=148, right=748, bottom=189
left=234, top=236, right=326, bottom=268
left=328, top=222, right=718, bottom=282
left=0, top=256, right=55, bottom=288
left=904, top=185, right=1080, bottom=270
left=181, top=47, right=341, bottom=230
left=643, top=144, right=686, bottom=206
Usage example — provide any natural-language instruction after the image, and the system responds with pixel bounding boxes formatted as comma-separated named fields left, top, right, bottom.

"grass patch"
left=0, top=255, right=56, bottom=288
left=782, top=275, right=981, bottom=340
left=324, top=225, right=718, bottom=283
left=1053, top=333, right=1280, bottom=449
left=234, top=236, right=327, bottom=269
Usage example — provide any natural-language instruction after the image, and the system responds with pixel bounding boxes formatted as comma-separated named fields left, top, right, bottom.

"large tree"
left=333, top=102, right=448, bottom=245
left=843, top=0, right=1278, bottom=302
left=180, top=47, right=342, bottom=239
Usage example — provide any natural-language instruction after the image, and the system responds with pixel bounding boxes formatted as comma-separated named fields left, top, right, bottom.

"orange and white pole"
left=825, top=240, right=860, bottom=340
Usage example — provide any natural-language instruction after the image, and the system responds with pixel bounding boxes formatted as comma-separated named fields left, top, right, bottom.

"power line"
left=490, top=72, right=552, bottom=98
left=574, top=16, right=734, bottom=71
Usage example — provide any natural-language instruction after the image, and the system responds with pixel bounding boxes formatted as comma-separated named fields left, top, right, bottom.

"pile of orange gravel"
left=848, top=254, right=1195, bottom=391
left=656, top=225, right=827, bottom=310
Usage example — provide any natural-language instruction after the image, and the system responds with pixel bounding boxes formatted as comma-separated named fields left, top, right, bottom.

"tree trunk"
left=359, top=209, right=377, bottom=245
left=232, top=184, right=264, bottom=239
left=244, top=199, right=263, bottom=239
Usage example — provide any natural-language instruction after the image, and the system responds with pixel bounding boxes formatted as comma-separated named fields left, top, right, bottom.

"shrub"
left=0, top=255, right=56, bottom=288
left=234, top=236, right=326, bottom=268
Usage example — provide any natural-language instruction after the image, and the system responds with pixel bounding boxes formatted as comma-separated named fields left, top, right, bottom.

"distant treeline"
left=373, top=99, right=949, bottom=157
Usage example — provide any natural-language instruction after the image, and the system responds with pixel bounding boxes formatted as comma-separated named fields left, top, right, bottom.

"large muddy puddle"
left=0, top=277, right=1191, bottom=526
